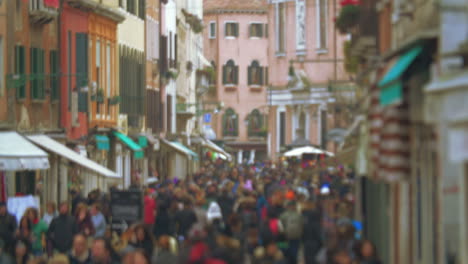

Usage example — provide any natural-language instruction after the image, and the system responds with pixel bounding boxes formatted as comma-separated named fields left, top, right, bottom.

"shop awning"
left=27, top=135, right=118, bottom=178
left=0, top=132, right=49, bottom=171
left=113, top=131, right=144, bottom=159
left=95, top=135, right=110, bottom=151
left=202, top=139, right=232, bottom=161
left=161, top=140, right=198, bottom=160
left=378, top=45, right=424, bottom=106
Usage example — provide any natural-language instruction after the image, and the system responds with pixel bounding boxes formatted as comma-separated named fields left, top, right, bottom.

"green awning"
left=172, top=142, right=198, bottom=160
left=378, top=45, right=424, bottom=106
left=95, top=135, right=110, bottom=151
left=113, top=131, right=144, bottom=159
left=138, top=135, right=148, bottom=148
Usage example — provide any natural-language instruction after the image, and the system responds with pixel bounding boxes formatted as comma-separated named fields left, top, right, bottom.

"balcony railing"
left=29, top=0, right=58, bottom=25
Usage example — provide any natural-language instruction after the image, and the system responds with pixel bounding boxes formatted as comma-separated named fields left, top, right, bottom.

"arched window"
left=222, top=60, right=238, bottom=85
left=248, top=60, right=263, bottom=86
left=248, top=109, right=265, bottom=137
left=223, top=108, right=238, bottom=137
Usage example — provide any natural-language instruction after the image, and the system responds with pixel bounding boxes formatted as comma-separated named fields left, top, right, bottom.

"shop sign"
left=110, top=190, right=143, bottom=233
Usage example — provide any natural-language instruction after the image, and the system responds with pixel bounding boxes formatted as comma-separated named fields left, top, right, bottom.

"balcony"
left=29, top=0, right=58, bottom=25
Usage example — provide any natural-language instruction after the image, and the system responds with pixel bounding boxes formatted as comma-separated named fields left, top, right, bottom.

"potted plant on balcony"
left=165, top=69, right=179, bottom=80
left=91, top=89, right=104, bottom=103
left=109, top=95, right=121, bottom=105
left=335, top=0, right=361, bottom=34
left=182, top=9, right=203, bottom=34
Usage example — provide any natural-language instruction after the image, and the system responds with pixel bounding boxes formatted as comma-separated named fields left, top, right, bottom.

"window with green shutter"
left=76, top=33, right=88, bottom=112
left=49, top=50, right=59, bottom=101
left=249, top=23, right=263, bottom=38
left=248, top=60, right=262, bottom=86
left=223, top=60, right=237, bottom=85
left=225, top=22, right=239, bottom=38
left=31, top=47, right=45, bottom=100
left=15, top=46, right=26, bottom=99
left=223, top=108, right=238, bottom=137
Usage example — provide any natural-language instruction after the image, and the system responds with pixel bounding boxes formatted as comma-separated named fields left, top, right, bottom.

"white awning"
left=202, top=139, right=232, bottom=161
left=284, top=146, right=334, bottom=157
left=27, top=135, right=119, bottom=178
left=161, top=139, right=199, bottom=160
left=0, top=132, right=49, bottom=171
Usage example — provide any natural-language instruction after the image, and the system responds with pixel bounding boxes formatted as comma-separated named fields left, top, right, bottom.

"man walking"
left=47, top=202, right=78, bottom=254
left=90, top=204, right=106, bottom=238
left=0, top=202, right=16, bottom=255
left=280, top=200, right=304, bottom=264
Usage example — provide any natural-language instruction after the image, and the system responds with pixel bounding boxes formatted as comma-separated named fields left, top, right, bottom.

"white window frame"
left=249, top=22, right=264, bottom=39
left=315, top=0, right=328, bottom=53
left=209, top=21, right=216, bottom=39
left=276, top=106, right=286, bottom=152
left=224, top=21, right=238, bottom=39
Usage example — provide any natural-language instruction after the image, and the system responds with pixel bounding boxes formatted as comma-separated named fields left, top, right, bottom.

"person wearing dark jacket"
left=216, top=190, right=234, bottom=222
left=173, top=200, right=198, bottom=240
left=153, top=205, right=173, bottom=238
left=47, top=202, right=78, bottom=254
left=0, top=202, right=17, bottom=255
left=129, top=225, right=154, bottom=259
left=302, top=201, right=322, bottom=264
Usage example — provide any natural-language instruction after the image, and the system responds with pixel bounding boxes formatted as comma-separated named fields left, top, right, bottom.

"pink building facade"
left=267, top=0, right=352, bottom=160
left=203, top=0, right=269, bottom=163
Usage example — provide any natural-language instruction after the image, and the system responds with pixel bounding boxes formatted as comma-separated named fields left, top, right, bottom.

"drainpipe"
left=6, top=0, right=16, bottom=128
left=57, top=0, right=63, bottom=131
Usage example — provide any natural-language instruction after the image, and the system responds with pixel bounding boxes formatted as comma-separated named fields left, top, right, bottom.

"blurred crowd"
left=0, top=160, right=382, bottom=264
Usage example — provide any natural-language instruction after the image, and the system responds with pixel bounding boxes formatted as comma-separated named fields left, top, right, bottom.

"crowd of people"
left=0, top=160, right=382, bottom=264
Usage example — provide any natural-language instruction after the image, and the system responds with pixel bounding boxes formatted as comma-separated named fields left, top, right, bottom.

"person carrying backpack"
left=280, top=200, right=304, bottom=264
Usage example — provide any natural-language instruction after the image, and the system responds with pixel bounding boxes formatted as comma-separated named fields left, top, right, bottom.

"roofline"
left=204, top=9, right=268, bottom=15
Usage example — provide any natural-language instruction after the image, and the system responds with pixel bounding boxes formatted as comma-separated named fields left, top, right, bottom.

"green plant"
left=344, top=40, right=359, bottom=74
left=335, top=4, right=360, bottom=34
left=182, top=9, right=203, bottom=34
left=109, top=95, right=121, bottom=105
left=197, top=66, right=216, bottom=81
left=165, top=70, right=179, bottom=80
left=91, top=89, right=104, bottom=103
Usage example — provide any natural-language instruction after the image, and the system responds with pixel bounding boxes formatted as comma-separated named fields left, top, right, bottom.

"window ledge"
left=316, top=49, right=328, bottom=54
left=225, top=36, right=237, bottom=39
left=209, top=36, right=216, bottom=39
left=249, top=37, right=262, bottom=40
left=250, top=85, right=262, bottom=91
left=16, top=98, right=26, bottom=103
left=31, top=99, right=46, bottom=103
left=224, top=85, right=237, bottom=91
left=296, top=50, right=307, bottom=56
left=275, top=52, right=286, bottom=57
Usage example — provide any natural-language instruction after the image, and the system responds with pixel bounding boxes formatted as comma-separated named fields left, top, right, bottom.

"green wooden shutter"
left=31, top=48, right=37, bottom=99
left=258, top=24, right=263, bottom=37
left=247, top=66, right=252, bottom=85
left=76, top=33, right=88, bottom=112
left=234, top=66, right=239, bottom=84
left=259, top=67, right=264, bottom=86
left=17, top=46, right=26, bottom=99
left=50, top=51, right=59, bottom=100
left=264, top=24, right=268, bottom=38
left=264, top=66, right=269, bottom=86
left=234, top=23, right=239, bottom=37
left=41, top=49, right=45, bottom=99
left=233, top=113, right=238, bottom=136
left=222, top=65, right=227, bottom=84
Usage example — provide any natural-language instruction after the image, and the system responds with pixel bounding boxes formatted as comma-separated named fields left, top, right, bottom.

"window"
left=275, top=3, right=286, bottom=53
left=15, top=45, right=26, bottom=99
left=249, top=23, right=264, bottom=38
left=0, top=37, right=3, bottom=97
left=76, top=33, right=88, bottom=112
left=317, top=0, right=328, bottom=50
left=67, top=31, right=72, bottom=108
left=248, top=60, right=263, bottom=86
left=96, top=40, right=101, bottom=67
left=222, top=60, right=238, bottom=85
left=138, top=0, right=145, bottom=19
left=49, top=50, right=59, bottom=101
left=225, top=22, right=239, bottom=38
left=31, top=47, right=45, bottom=100
left=223, top=108, right=238, bottom=137
left=209, top=22, right=216, bottom=39
left=296, top=0, right=306, bottom=51
left=248, top=109, right=265, bottom=137
left=127, top=0, right=135, bottom=15
left=106, top=44, right=111, bottom=97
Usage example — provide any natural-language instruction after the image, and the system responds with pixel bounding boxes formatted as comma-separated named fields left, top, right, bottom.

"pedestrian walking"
left=42, top=202, right=58, bottom=226
left=13, top=239, right=32, bottom=264
left=0, top=202, right=17, bottom=254
left=355, top=240, right=381, bottom=264
left=302, top=201, right=322, bottom=264
left=90, top=204, right=106, bottom=238
left=26, top=207, right=48, bottom=256
left=47, top=202, right=78, bottom=254
left=68, top=234, right=91, bottom=264
left=90, top=238, right=120, bottom=264
left=280, top=200, right=304, bottom=264
left=75, top=204, right=95, bottom=237
left=174, top=199, right=198, bottom=242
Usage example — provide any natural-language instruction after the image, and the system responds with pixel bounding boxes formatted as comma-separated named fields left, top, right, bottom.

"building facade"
left=203, top=0, right=270, bottom=163
left=267, top=0, right=353, bottom=161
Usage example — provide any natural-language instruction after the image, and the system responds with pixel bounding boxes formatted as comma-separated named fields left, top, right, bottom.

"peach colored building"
left=267, top=0, right=352, bottom=160
left=203, top=0, right=269, bottom=163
